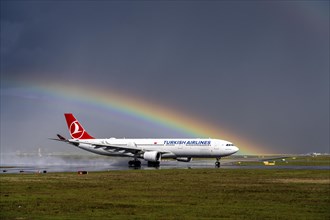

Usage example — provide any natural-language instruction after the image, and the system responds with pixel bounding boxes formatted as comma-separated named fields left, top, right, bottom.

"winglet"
left=64, top=113, right=94, bottom=139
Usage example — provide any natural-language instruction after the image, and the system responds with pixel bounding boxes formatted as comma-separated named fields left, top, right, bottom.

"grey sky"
left=1, top=1, right=329, bottom=155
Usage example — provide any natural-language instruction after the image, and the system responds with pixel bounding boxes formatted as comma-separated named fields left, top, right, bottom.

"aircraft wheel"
left=134, top=160, right=141, bottom=167
left=148, top=161, right=160, bottom=167
left=215, top=161, right=220, bottom=168
left=128, top=160, right=141, bottom=167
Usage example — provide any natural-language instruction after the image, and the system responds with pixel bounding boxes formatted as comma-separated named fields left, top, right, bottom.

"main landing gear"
left=147, top=161, right=160, bottom=168
left=215, top=158, right=221, bottom=168
left=128, top=159, right=141, bottom=168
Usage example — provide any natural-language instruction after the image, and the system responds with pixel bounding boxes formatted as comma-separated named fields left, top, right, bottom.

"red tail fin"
left=64, top=113, right=94, bottom=139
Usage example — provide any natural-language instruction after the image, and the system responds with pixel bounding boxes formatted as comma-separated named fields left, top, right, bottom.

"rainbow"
left=4, top=79, right=268, bottom=154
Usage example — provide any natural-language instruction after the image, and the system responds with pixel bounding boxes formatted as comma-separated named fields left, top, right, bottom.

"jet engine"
left=176, top=157, right=192, bottom=162
left=143, top=151, right=161, bottom=162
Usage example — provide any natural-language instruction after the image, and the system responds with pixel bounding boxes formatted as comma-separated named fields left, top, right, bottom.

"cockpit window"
left=226, top=144, right=234, bottom=146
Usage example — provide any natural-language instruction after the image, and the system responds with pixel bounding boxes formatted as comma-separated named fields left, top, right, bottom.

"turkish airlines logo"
left=69, top=121, right=84, bottom=139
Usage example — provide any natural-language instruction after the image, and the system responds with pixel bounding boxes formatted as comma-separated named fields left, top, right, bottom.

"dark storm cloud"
left=1, top=1, right=329, bottom=154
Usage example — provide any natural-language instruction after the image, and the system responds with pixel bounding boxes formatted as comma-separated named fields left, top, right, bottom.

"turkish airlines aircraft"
left=52, top=113, right=239, bottom=167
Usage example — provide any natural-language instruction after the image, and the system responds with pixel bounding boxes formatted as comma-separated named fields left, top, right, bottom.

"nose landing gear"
left=215, top=158, right=221, bottom=168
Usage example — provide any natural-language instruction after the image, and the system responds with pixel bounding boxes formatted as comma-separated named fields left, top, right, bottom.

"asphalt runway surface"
left=1, top=156, right=329, bottom=174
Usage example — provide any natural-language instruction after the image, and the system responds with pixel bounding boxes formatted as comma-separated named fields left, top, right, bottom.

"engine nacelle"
left=176, top=157, right=192, bottom=162
left=143, top=151, right=161, bottom=162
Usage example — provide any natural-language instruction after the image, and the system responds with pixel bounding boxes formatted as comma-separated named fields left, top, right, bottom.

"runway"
left=1, top=156, right=329, bottom=174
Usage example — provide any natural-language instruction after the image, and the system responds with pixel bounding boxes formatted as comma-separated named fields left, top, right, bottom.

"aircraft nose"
left=232, top=146, right=239, bottom=153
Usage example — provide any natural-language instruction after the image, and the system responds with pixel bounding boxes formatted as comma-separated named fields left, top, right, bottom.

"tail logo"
left=69, top=121, right=84, bottom=139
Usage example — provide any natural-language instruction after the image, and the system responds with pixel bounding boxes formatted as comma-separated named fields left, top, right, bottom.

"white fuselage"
left=70, top=138, right=239, bottom=159
left=57, top=113, right=240, bottom=165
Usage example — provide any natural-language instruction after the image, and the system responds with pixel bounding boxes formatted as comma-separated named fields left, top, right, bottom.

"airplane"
left=52, top=113, right=239, bottom=167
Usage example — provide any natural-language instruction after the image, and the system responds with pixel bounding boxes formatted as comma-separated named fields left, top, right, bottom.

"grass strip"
left=1, top=169, right=329, bottom=219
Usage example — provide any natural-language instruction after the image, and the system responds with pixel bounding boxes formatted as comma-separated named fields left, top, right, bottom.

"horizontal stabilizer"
left=57, top=134, right=67, bottom=140
left=49, top=134, right=68, bottom=142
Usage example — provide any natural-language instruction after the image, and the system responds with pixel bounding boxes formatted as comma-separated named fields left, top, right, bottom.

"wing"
left=68, top=139, right=171, bottom=156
